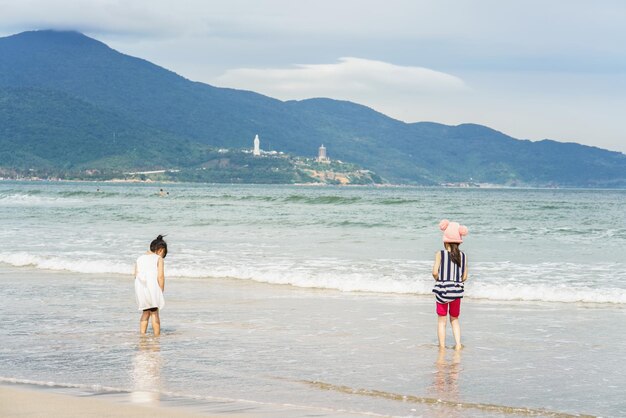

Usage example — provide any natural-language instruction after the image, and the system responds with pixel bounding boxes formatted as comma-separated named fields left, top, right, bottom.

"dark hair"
left=150, top=235, right=168, bottom=258
left=448, top=243, right=461, bottom=267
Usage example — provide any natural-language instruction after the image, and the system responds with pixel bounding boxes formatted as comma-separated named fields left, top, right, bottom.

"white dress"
left=134, top=253, right=165, bottom=311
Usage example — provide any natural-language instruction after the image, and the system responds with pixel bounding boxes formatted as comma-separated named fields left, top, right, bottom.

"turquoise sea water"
left=1, top=181, right=625, bottom=417
left=1, top=181, right=625, bottom=303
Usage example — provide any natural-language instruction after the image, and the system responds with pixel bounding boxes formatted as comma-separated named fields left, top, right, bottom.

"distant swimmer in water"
left=134, top=235, right=168, bottom=336
left=158, top=188, right=166, bottom=197
left=432, top=220, right=469, bottom=350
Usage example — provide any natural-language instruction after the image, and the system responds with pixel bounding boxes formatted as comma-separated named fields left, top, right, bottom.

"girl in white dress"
left=134, top=235, right=167, bottom=336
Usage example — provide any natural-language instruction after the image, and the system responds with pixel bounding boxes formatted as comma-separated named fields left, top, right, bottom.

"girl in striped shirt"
left=432, top=220, right=469, bottom=350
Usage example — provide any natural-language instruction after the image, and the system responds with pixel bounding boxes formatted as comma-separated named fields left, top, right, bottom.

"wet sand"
left=1, top=267, right=625, bottom=417
left=0, top=382, right=377, bottom=418
left=0, top=384, right=208, bottom=418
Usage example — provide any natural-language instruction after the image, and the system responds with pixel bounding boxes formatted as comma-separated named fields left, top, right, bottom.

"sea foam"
left=1, top=251, right=624, bottom=304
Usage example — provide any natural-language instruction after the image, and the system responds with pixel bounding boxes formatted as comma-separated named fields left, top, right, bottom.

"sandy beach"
left=0, top=384, right=207, bottom=418
left=0, top=382, right=374, bottom=417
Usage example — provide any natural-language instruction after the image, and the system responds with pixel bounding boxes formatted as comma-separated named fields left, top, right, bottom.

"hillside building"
left=317, top=144, right=330, bottom=163
left=253, top=134, right=261, bottom=156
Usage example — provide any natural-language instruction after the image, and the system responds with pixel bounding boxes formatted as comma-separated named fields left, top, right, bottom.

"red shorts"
left=436, top=299, right=461, bottom=317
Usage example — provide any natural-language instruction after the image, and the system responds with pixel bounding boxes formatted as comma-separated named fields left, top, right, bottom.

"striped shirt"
left=432, top=250, right=466, bottom=303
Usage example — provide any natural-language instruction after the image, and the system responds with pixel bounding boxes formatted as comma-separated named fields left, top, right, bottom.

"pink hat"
left=439, top=219, right=469, bottom=243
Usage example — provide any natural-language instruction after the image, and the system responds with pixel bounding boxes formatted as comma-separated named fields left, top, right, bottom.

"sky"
left=1, top=0, right=625, bottom=152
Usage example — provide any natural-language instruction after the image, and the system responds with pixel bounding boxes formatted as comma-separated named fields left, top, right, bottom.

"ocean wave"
left=0, top=189, right=123, bottom=204
left=0, top=193, right=75, bottom=205
left=194, top=194, right=364, bottom=205
left=283, top=195, right=362, bottom=205
left=0, top=189, right=162, bottom=204
left=0, top=377, right=128, bottom=393
left=59, top=190, right=121, bottom=198
left=469, top=282, right=626, bottom=304
left=224, top=194, right=279, bottom=202
left=1, top=251, right=624, bottom=304
left=0, top=252, right=130, bottom=275
left=378, top=198, right=421, bottom=205
left=0, top=188, right=43, bottom=195
left=328, top=220, right=388, bottom=228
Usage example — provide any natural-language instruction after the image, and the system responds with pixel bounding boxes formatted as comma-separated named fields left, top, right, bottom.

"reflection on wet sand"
left=428, top=348, right=462, bottom=417
left=301, top=349, right=590, bottom=418
left=131, top=336, right=162, bottom=404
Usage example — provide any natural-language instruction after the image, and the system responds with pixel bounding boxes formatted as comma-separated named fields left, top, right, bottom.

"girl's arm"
left=462, top=258, right=468, bottom=282
left=432, top=251, right=441, bottom=280
left=157, top=257, right=165, bottom=292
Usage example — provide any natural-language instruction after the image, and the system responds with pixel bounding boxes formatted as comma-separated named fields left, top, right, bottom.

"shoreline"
left=0, top=382, right=226, bottom=418
left=0, top=378, right=597, bottom=418
left=0, top=380, right=375, bottom=418
left=3, top=178, right=625, bottom=190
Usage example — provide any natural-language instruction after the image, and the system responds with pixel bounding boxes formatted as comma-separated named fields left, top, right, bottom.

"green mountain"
left=0, top=87, right=210, bottom=171
left=1, top=30, right=624, bottom=187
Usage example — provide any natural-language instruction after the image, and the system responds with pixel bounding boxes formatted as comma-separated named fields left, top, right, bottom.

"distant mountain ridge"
left=1, top=30, right=624, bottom=186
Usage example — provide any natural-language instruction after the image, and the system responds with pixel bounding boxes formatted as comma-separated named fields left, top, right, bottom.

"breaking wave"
left=1, top=251, right=624, bottom=305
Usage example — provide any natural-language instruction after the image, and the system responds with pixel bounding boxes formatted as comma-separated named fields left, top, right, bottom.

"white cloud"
left=213, top=57, right=468, bottom=101
left=0, top=0, right=189, bottom=38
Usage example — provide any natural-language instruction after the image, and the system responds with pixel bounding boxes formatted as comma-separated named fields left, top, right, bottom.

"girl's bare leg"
left=151, top=310, right=161, bottom=336
left=450, top=316, right=462, bottom=350
left=139, top=311, right=150, bottom=334
left=437, top=315, right=447, bottom=348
